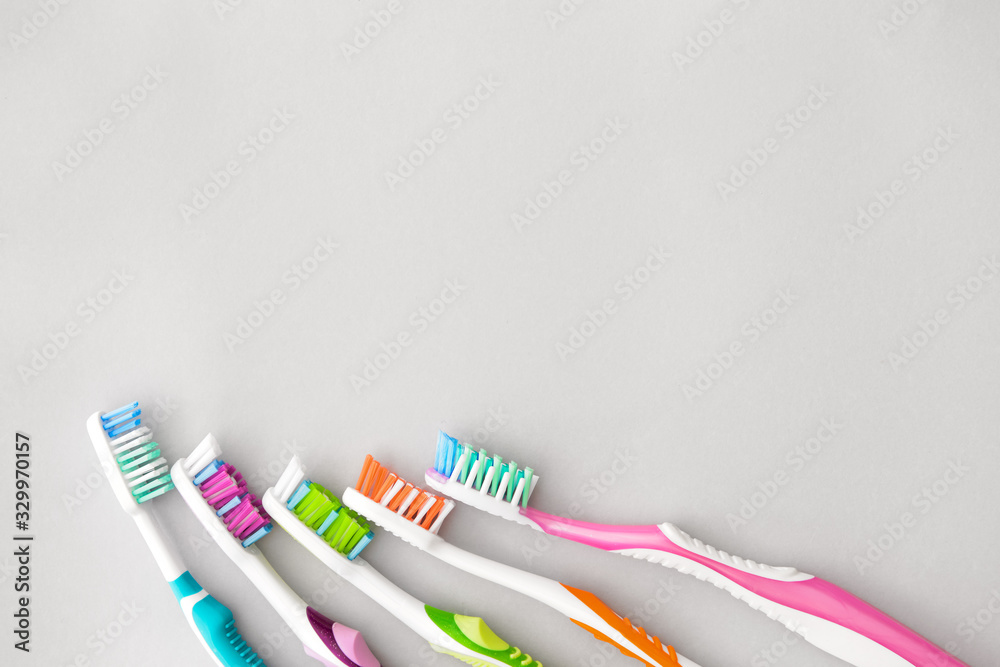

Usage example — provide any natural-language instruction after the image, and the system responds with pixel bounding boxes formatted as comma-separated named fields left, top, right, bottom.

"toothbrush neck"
left=132, top=510, right=187, bottom=581
left=522, top=507, right=663, bottom=551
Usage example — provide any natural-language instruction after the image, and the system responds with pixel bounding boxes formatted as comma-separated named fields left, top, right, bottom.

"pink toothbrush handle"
left=304, top=608, right=380, bottom=667
left=523, top=508, right=966, bottom=667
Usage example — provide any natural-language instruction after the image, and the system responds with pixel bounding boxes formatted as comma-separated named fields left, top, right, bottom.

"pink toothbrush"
left=425, top=432, right=967, bottom=667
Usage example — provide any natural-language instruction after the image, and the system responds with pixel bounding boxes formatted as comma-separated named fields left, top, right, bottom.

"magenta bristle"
left=196, top=461, right=271, bottom=543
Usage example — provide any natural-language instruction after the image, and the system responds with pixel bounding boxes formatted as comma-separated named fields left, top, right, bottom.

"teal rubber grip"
left=168, top=572, right=266, bottom=666
left=191, top=595, right=266, bottom=666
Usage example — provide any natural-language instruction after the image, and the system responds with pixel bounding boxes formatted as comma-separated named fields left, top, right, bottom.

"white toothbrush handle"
left=132, top=506, right=186, bottom=581
left=427, top=538, right=696, bottom=667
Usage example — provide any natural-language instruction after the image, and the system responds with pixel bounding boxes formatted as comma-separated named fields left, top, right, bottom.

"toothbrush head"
left=420, top=433, right=542, bottom=528
left=431, top=432, right=538, bottom=507
left=180, top=433, right=273, bottom=548
left=87, top=401, right=175, bottom=512
left=271, top=456, right=374, bottom=561
left=339, top=454, right=456, bottom=550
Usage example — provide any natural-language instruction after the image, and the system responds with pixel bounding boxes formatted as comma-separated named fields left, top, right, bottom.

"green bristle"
left=459, top=445, right=474, bottom=483
left=505, top=461, right=518, bottom=501
left=291, top=483, right=342, bottom=530
left=489, top=455, right=503, bottom=495
left=294, top=483, right=371, bottom=556
left=521, top=467, right=534, bottom=507
left=475, top=448, right=488, bottom=489
left=322, top=506, right=371, bottom=553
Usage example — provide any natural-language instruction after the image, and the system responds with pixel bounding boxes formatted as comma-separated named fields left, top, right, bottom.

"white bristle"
left=112, top=429, right=152, bottom=455
left=448, top=450, right=467, bottom=482
left=479, top=467, right=495, bottom=495
left=510, top=477, right=526, bottom=506
left=495, top=470, right=511, bottom=500
left=183, top=433, right=221, bottom=476
left=274, top=456, right=306, bottom=502
left=126, top=460, right=169, bottom=487
left=523, top=475, right=538, bottom=505
left=413, top=497, right=433, bottom=524
left=380, top=479, right=405, bottom=507
left=464, top=458, right=481, bottom=488
left=396, top=487, right=420, bottom=515
left=427, top=499, right=455, bottom=534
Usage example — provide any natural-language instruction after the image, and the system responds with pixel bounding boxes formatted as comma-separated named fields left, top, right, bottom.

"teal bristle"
left=103, top=401, right=174, bottom=503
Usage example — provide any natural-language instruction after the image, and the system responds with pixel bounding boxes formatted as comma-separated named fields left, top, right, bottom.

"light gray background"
left=2, top=2, right=998, bottom=666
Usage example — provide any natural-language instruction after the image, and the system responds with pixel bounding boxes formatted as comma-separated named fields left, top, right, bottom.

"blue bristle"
left=346, top=530, right=374, bottom=560
left=102, top=409, right=141, bottom=432
left=287, top=480, right=312, bottom=510
left=444, top=438, right=457, bottom=476
left=241, top=524, right=271, bottom=548
left=435, top=431, right=447, bottom=474
left=194, top=460, right=223, bottom=486
left=101, top=401, right=139, bottom=422
left=315, top=508, right=340, bottom=535
left=107, top=418, right=141, bottom=438
left=217, top=495, right=242, bottom=517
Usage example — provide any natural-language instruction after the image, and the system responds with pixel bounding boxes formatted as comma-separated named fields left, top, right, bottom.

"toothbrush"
left=425, top=432, right=968, bottom=667
left=263, top=455, right=547, bottom=667
left=171, top=434, right=380, bottom=667
left=343, top=455, right=696, bottom=667
left=86, top=402, right=266, bottom=666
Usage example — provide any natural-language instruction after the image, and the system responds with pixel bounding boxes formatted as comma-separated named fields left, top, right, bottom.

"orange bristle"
left=404, top=492, right=428, bottom=519
left=372, top=466, right=387, bottom=498
left=373, top=473, right=397, bottom=503
left=419, top=498, right=445, bottom=528
left=387, top=483, right=413, bottom=511
left=355, top=454, right=374, bottom=491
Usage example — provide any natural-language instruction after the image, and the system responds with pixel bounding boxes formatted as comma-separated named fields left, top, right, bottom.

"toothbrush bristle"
left=433, top=432, right=537, bottom=508
left=101, top=401, right=174, bottom=503
left=192, top=459, right=272, bottom=548
left=288, top=481, right=374, bottom=560
left=356, top=454, right=454, bottom=533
